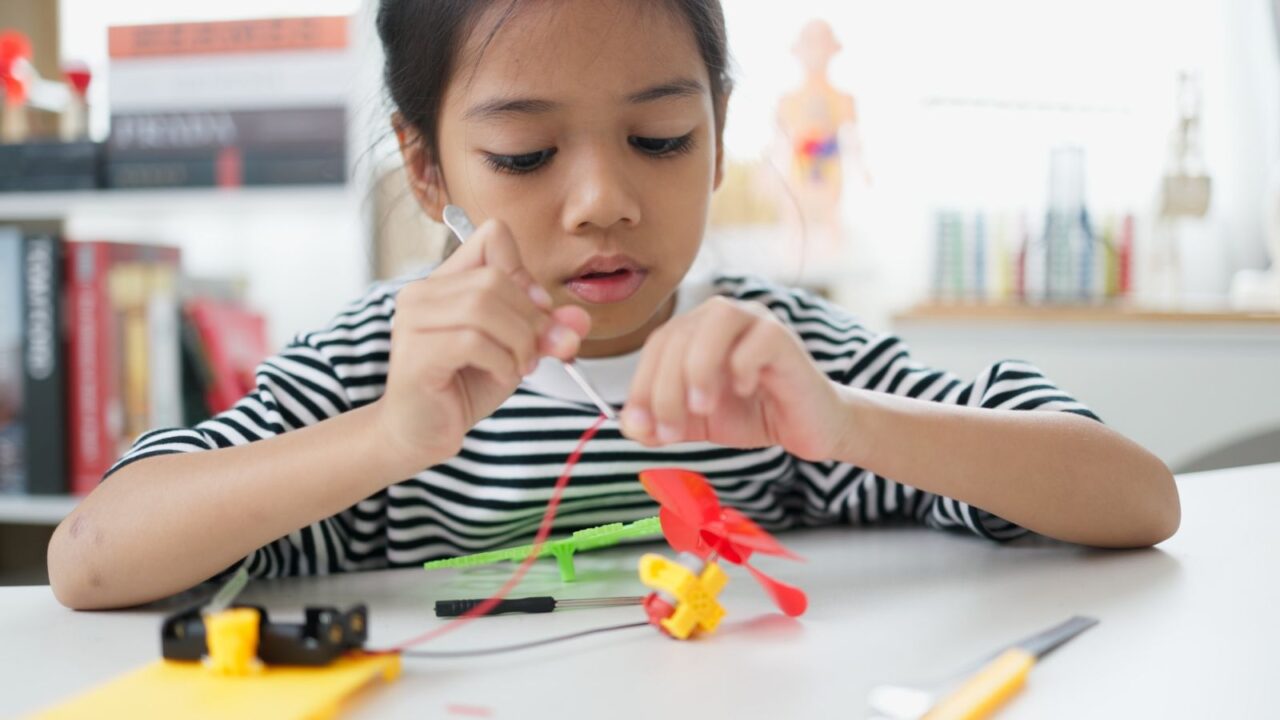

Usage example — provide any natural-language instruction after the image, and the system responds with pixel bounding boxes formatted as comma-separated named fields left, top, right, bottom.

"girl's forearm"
left=48, top=402, right=427, bottom=610
left=833, top=386, right=1180, bottom=548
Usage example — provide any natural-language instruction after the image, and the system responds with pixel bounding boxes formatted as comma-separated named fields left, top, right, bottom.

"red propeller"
left=639, top=468, right=808, bottom=617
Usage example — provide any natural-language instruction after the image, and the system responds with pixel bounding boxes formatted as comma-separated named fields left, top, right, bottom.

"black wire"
left=395, top=621, right=651, bottom=658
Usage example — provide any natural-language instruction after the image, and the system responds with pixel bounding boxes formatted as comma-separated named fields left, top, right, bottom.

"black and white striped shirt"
left=108, top=274, right=1099, bottom=578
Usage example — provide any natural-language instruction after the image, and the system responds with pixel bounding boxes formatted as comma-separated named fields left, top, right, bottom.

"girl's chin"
left=575, top=293, right=678, bottom=357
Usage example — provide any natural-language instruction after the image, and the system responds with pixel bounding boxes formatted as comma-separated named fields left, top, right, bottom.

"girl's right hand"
left=374, top=219, right=590, bottom=475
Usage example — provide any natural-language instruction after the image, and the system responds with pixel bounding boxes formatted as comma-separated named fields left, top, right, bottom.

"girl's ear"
left=392, top=113, right=451, bottom=222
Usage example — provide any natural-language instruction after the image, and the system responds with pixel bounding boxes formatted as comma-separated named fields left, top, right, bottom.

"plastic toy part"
left=203, top=608, right=263, bottom=677
left=34, top=654, right=401, bottom=720
left=163, top=604, right=370, bottom=667
left=423, top=516, right=662, bottom=582
left=639, top=469, right=808, bottom=617
left=638, top=552, right=728, bottom=640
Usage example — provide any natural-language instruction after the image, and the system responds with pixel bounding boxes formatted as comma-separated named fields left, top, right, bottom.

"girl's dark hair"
left=376, top=0, right=732, bottom=162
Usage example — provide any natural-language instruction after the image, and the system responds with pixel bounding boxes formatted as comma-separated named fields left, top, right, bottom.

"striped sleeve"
left=102, top=280, right=406, bottom=577
left=719, top=275, right=1101, bottom=543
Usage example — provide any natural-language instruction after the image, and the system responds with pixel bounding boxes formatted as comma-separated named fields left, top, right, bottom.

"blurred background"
left=0, top=0, right=1277, bottom=581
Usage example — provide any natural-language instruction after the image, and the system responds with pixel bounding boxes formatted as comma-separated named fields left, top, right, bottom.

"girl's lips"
left=564, top=268, right=647, bottom=304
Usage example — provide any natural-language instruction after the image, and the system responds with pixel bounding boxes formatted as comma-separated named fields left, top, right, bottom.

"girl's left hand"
left=621, top=296, right=845, bottom=461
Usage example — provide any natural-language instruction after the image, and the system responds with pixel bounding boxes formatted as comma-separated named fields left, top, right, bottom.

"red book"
left=108, top=16, right=348, bottom=59
left=1118, top=214, right=1135, bottom=297
left=66, top=242, right=182, bottom=495
left=185, top=299, right=269, bottom=414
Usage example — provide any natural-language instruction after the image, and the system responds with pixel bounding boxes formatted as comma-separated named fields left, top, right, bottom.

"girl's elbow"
left=1127, top=464, right=1181, bottom=548
left=1149, top=468, right=1181, bottom=544
left=47, top=514, right=111, bottom=610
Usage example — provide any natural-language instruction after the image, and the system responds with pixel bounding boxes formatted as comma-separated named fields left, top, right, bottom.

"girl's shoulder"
left=296, top=269, right=433, bottom=348
left=709, top=273, right=870, bottom=332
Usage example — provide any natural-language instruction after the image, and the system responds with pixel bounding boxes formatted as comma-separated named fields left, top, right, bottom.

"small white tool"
left=442, top=204, right=619, bottom=421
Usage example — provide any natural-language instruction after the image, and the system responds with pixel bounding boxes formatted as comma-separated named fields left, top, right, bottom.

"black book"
left=0, top=142, right=105, bottom=192
left=0, top=227, right=67, bottom=495
left=107, top=149, right=347, bottom=189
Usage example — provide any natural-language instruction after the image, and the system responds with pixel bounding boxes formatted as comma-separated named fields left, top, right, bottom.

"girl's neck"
left=577, top=293, right=677, bottom=358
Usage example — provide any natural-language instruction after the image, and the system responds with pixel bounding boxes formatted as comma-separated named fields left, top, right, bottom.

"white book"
left=109, top=50, right=354, bottom=113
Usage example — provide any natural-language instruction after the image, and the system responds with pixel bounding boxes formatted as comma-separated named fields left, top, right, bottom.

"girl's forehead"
left=453, top=0, right=709, bottom=106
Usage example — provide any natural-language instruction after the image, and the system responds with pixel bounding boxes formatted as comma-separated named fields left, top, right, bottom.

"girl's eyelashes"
left=482, top=147, right=558, bottom=175
left=480, top=132, right=697, bottom=176
left=629, top=132, right=696, bottom=157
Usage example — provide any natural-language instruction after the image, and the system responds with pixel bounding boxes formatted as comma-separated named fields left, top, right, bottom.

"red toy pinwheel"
left=639, top=468, right=808, bottom=617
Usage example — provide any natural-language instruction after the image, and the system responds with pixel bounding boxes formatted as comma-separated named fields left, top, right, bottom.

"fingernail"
left=688, top=388, right=711, bottom=414
left=622, top=407, right=651, bottom=435
left=525, top=357, right=539, bottom=375
left=528, top=284, right=552, bottom=309
left=549, top=325, right=576, bottom=353
left=657, top=424, right=681, bottom=444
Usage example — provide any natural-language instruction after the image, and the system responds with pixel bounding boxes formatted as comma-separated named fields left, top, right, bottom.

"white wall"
left=721, top=0, right=1280, bottom=314
left=48, top=0, right=1279, bottom=344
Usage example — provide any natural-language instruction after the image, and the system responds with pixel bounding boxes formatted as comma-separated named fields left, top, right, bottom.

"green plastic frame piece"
left=422, top=516, right=663, bottom=582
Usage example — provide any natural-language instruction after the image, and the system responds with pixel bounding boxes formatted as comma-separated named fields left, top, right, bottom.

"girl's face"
left=407, top=0, right=724, bottom=357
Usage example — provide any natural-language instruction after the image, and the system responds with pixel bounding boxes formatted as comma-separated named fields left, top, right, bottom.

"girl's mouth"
left=564, top=257, right=647, bottom=304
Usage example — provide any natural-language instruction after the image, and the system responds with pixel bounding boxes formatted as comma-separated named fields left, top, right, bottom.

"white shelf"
left=0, top=495, right=79, bottom=525
left=0, top=185, right=359, bottom=220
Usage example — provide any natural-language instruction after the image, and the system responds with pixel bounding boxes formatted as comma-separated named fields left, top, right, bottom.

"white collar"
left=521, top=275, right=718, bottom=406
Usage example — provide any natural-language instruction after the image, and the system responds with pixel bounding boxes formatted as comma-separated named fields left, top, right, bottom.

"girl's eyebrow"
left=465, top=98, right=559, bottom=122
left=626, top=77, right=705, bottom=104
left=464, top=77, right=706, bottom=122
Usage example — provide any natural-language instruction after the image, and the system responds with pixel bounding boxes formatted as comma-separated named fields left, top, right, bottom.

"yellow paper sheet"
left=30, top=653, right=400, bottom=720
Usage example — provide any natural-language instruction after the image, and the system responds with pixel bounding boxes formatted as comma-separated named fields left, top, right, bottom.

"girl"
left=49, top=0, right=1179, bottom=610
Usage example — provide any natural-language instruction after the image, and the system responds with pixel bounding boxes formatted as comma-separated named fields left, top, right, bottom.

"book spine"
left=66, top=244, right=114, bottom=495
left=107, top=152, right=346, bottom=189
left=108, top=52, right=352, bottom=112
left=108, top=108, right=346, bottom=157
left=109, top=16, right=349, bottom=59
left=145, top=264, right=183, bottom=430
left=0, top=229, right=23, bottom=494
left=21, top=234, right=67, bottom=495
left=0, top=142, right=104, bottom=192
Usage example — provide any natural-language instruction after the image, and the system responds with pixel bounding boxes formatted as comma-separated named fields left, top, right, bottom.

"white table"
left=4, top=463, right=1277, bottom=719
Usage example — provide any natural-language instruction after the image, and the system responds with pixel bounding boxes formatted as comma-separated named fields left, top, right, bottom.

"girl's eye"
left=483, top=148, right=557, bottom=175
left=629, top=133, right=695, bottom=157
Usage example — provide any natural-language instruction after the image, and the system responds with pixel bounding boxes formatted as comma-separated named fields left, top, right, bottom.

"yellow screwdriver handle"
left=923, top=648, right=1037, bottom=720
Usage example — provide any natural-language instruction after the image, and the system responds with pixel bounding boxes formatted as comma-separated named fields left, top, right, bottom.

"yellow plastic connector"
left=203, top=608, right=264, bottom=676
left=638, top=553, right=728, bottom=640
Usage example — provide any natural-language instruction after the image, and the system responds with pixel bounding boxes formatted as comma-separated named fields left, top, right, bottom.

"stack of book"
left=65, top=242, right=184, bottom=494
left=1, top=228, right=273, bottom=497
left=105, top=16, right=351, bottom=189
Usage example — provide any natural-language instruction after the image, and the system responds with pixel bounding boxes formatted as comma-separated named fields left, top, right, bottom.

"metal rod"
left=555, top=596, right=646, bottom=609
left=442, top=204, right=619, bottom=421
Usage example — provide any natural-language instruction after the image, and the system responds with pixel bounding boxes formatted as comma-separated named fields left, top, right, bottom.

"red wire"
left=380, top=413, right=608, bottom=653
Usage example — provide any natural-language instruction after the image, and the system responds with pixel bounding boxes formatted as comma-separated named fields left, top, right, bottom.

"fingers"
left=683, top=301, right=758, bottom=415
left=621, top=324, right=671, bottom=442
left=729, top=318, right=790, bottom=398
left=542, top=305, right=591, bottom=361
left=649, top=329, right=690, bottom=444
left=624, top=298, right=769, bottom=445
left=416, top=327, right=523, bottom=389
left=437, top=217, right=553, bottom=311
left=400, top=270, right=546, bottom=375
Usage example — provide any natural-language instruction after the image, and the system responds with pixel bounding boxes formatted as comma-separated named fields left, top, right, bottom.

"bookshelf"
left=0, top=494, right=78, bottom=525
left=0, top=186, right=361, bottom=221
left=891, top=302, right=1280, bottom=473
left=897, top=302, right=1280, bottom=325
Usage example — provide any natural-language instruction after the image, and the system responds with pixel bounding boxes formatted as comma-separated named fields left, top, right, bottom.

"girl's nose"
left=560, top=148, right=642, bottom=234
